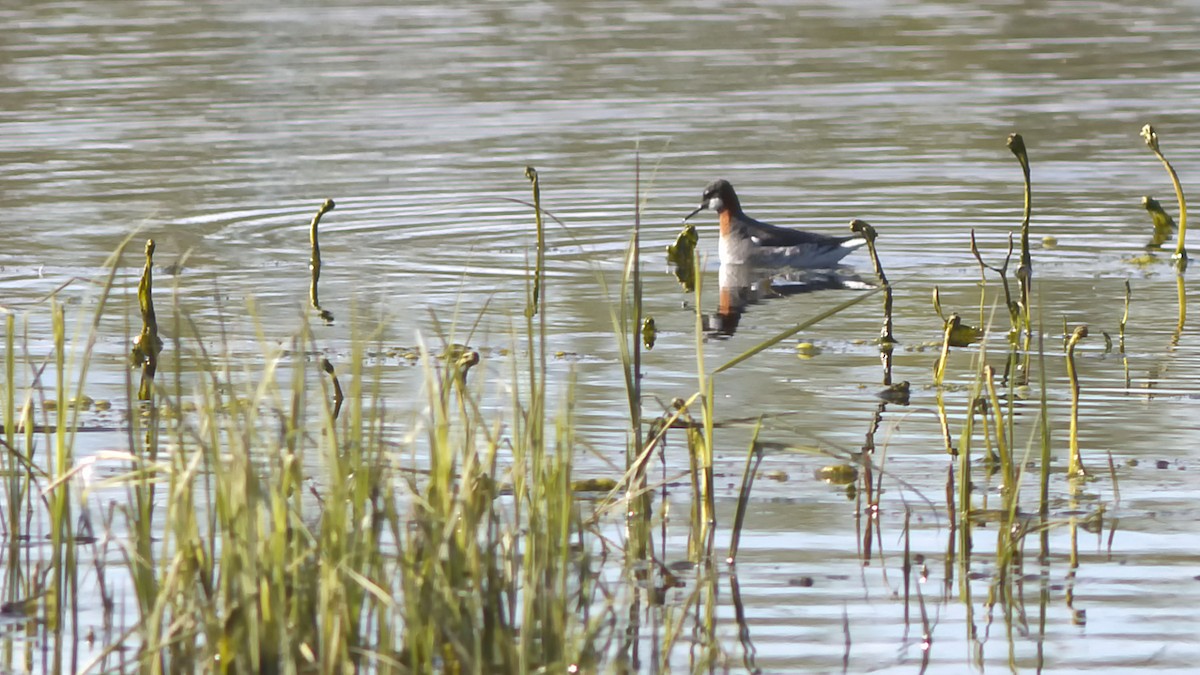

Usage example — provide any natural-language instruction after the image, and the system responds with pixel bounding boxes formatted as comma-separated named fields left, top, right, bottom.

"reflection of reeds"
left=727, top=423, right=764, bottom=564
left=728, top=572, right=761, bottom=673
left=1175, top=272, right=1187, bottom=346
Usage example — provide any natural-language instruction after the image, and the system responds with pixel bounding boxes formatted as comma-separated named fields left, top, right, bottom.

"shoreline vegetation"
left=0, top=128, right=1188, bottom=672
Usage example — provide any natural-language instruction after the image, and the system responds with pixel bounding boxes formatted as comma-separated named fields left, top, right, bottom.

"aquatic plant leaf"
left=795, top=341, right=821, bottom=359
left=1142, top=195, right=1177, bottom=249
left=876, top=381, right=911, bottom=405
left=931, top=286, right=945, bottom=320
left=641, top=316, right=656, bottom=350
left=1124, top=253, right=1158, bottom=267
left=948, top=322, right=982, bottom=347
left=572, top=478, right=618, bottom=492
left=665, top=223, right=698, bottom=291
left=814, top=464, right=858, bottom=485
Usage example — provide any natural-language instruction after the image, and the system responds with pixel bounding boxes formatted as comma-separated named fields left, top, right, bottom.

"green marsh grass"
left=0, top=158, right=1142, bottom=674
left=0, top=184, right=620, bottom=673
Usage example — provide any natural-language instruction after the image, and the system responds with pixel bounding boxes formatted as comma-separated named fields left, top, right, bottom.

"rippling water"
left=3, top=0, right=1200, bottom=671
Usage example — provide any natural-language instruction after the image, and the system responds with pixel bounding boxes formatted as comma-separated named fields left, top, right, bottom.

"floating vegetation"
left=1125, top=252, right=1159, bottom=267
left=571, top=477, right=618, bottom=492
left=948, top=320, right=982, bottom=348
left=875, top=381, right=911, bottom=405
left=815, top=464, right=858, bottom=485
left=641, top=316, right=657, bottom=350
left=665, top=221, right=699, bottom=291
left=946, top=314, right=982, bottom=348
left=1142, top=195, right=1177, bottom=249
left=795, top=341, right=821, bottom=358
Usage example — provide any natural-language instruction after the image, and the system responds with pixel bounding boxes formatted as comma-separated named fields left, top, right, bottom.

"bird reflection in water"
left=704, top=263, right=871, bottom=338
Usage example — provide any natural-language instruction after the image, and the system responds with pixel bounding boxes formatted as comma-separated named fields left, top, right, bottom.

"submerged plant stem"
left=1120, top=280, right=1130, bottom=352
left=525, top=167, right=547, bottom=317
left=308, top=198, right=336, bottom=323
left=1176, top=273, right=1187, bottom=345
left=132, top=239, right=162, bottom=401
left=1065, top=325, right=1089, bottom=477
left=1007, top=133, right=1033, bottom=338
left=984, top=365, right=1013, bottom=489
left=850, top=219, right=896, bottom=347
left=1141, top=124, right=1189, bottom=267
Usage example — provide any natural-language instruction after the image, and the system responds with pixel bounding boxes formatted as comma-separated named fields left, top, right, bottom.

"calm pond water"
left=3, top=0, right=1200, bottom=671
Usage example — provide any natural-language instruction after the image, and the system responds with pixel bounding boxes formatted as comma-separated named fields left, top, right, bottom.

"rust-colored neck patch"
left=719, top=209, right=732, bottom=237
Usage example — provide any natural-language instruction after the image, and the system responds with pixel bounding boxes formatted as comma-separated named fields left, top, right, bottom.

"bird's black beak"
left=683, top=204, right=705, bottom=222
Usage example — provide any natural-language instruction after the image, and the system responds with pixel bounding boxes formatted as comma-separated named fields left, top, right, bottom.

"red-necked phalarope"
left=683, top=179, right=867, bottom=267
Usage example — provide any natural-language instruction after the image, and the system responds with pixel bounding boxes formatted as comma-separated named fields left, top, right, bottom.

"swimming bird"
left=683, top=179, right=867, bottom=267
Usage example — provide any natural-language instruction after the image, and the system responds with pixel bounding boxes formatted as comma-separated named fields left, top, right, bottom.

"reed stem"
left=1141, top=124, right=1189, bottom=268
left=1065, top=325, right=1089, bottom=477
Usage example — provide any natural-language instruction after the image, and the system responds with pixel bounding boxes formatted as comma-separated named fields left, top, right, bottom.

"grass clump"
left=0, top=213, right=612, bottom=674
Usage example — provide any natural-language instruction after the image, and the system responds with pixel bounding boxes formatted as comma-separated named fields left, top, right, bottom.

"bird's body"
left=684, top=179, right=866, bottom=267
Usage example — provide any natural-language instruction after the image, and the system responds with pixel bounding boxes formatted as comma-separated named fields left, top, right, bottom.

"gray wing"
left=742, top=217, right=853, bottom=248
